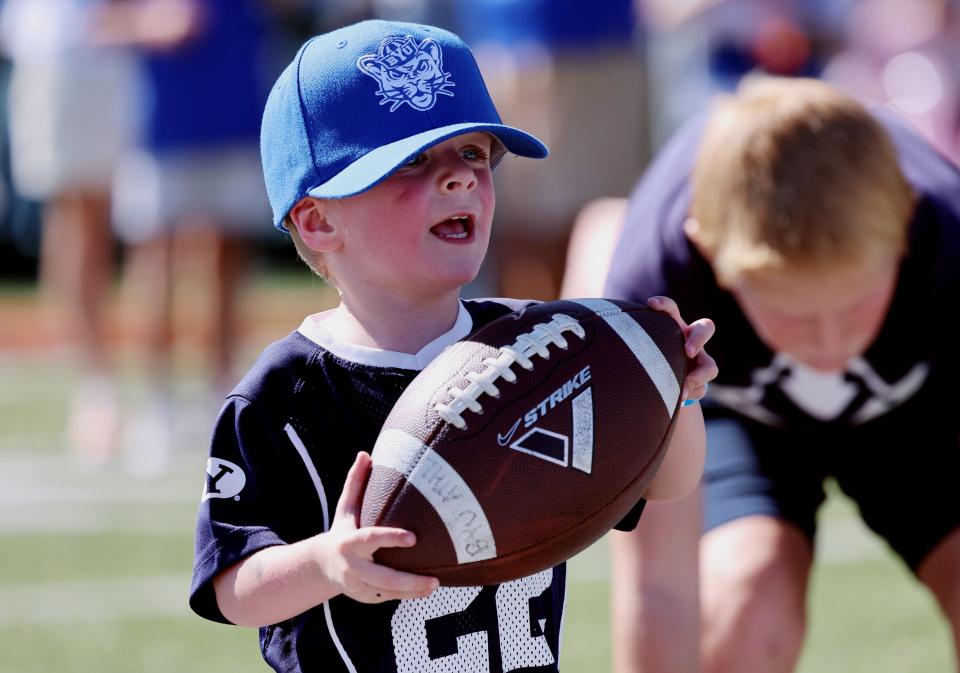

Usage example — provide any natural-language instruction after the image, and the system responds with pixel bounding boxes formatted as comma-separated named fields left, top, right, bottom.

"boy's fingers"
left=647, top=296, right=688, bottom=329
left=343, top=529, right=438, bottom=599
left=361, top=564, right=440, bottom=597
left=354, top=584, right=437, bottom=604
left=367, top=584, right=440, bottom=602
left=353, top=526, right=417, bottom=553
left=684, top=318, right=715, bottom=356
left=685, top=360, right=719, bottom=397
left=687, top=318, right=715, bottom=343
left=333, top=452, right=372, bottom=522
left=379, top=588, right=440, bottom=602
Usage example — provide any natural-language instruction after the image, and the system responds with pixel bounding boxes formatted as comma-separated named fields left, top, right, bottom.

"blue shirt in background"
left=141, top=0, right=270, bottom=152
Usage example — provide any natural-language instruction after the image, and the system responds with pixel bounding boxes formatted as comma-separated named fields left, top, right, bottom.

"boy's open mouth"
left=430, top=214, right=474, bottom=241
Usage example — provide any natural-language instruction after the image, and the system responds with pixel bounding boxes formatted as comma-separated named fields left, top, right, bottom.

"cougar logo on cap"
left=357, top=35, right=455, bottom=112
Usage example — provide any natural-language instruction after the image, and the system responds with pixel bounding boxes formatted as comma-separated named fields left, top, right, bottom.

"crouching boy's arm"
left=643, top=295, right=716, bottom=501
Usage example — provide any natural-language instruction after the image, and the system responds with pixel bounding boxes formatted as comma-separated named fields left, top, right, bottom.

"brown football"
left=360, top=299, right=687, bottom=586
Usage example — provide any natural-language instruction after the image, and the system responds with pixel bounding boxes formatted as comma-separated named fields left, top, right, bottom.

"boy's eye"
left=461, top=146, right=490, bottom=164
left=401, top=153, right=427, bottom=168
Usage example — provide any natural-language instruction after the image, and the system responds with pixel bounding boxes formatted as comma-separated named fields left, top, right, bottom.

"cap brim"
left=306, top=122, right=547, bottom=199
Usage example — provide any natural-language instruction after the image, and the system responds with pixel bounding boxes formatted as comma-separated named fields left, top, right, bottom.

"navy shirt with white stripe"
left=605, top=110, right=960, bottom=427
left=191, top=298, right=583, bottom=673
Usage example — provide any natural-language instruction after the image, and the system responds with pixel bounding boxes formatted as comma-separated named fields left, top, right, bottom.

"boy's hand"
left=318, top=451, right=440, bottom=604
left=647, top=296, right=718, bottom=404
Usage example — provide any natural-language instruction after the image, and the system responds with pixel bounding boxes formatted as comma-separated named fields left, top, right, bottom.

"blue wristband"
left=682, top=383, right=708, bottom=407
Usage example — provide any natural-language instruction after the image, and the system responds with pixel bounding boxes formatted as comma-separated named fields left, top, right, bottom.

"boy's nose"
left=438, top=159, right=477, bottom=193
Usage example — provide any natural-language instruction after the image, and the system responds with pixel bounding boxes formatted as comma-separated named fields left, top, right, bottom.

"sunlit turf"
left=561, top=532, right=952, bottom=673
left=0, top=619, right=264, bottom=673
left=0, top=530, right=951, bottom=673
left=799, top=558, right=952, bottom=673
left=1, top=531, right=196, bottom=583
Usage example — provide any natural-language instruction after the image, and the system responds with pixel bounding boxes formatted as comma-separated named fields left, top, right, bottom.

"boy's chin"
left=431, top=261, right=484, bottom=284
left=443, top=270, right=482, bottom=291
left=794, top=355, right=852, bottom=373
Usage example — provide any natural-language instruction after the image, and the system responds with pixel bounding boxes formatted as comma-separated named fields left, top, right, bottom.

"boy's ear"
left=683, top=217, right=713, bottom=262
left=289, top=198, right=342, bottom=252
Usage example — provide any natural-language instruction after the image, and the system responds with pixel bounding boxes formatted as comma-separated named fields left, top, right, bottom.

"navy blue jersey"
left=605, top=111, right=960, bottom=427
left=191, top=299, right=577, bottom=673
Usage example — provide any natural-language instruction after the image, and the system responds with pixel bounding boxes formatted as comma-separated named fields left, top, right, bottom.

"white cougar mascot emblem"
left=358, top=35, right=456, bottom=112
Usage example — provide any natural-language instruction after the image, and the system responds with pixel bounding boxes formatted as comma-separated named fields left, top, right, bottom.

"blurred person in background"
left=638, top=0, right=843, bottom=148
left=0, top=0, right=137, bottom=463
left=558, top=197, right=630, bottom=300
left=603, top=77, right=960, bottom=673
left=823, top=0, right=960, bottom=166
left=559, top=0, right=843, bottom=307
left=96, top=0, right=275, bottom=476
left=448, top=0, right=648, bottom=301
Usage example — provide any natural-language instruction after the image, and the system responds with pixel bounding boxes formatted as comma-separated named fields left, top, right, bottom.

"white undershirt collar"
left=297, top=301, right=473, bottom=371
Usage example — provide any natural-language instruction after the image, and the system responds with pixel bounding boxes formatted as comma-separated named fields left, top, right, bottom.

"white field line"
left=0, top=451, right=894, bottom=627
left=0, top=574, right=192, bottom=625
left=0, top=504, right=196, bottom=534
left=0, top=522, right=892, bottom=628
left=0, top=452, right=205, bottom=506
left=1, top=451, right=890, bottom=566
left=2, top=450, right=891, bottom=564
left=0, top=452, right=205, bottom=533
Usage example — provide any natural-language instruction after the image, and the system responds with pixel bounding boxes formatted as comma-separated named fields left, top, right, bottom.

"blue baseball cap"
left=261, top=20, right=549, bottom=230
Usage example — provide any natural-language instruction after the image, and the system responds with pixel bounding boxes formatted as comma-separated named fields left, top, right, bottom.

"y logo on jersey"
left=202, top=458, right=246, bottom=502
left=501, top=366, right=595, bottom=474
left=357, top=35, right=455, bottom=112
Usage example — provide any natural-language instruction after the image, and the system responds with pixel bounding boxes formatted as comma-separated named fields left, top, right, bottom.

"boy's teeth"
left=431, top=217, right=469, bottom=238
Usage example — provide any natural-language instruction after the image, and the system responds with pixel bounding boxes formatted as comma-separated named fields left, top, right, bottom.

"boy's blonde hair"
left=286, top=216, right=332, bottom=283
left=689, top=76, right=914, bottom=286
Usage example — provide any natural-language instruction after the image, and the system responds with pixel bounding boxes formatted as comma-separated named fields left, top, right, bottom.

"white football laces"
left=435, top=313, right=587, bottom=430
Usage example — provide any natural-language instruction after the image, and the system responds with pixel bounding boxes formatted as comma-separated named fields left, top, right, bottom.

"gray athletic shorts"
left=112, top=144, right=270, bottom=244
left=702, top=395, right=960, bottom=572
left=7, top=52, right=136, bottom=197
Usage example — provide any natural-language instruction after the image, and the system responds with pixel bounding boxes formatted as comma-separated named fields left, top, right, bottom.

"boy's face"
left=326, top=132, right=495, bottom=300
left=728, top=254, right=900, bottom=372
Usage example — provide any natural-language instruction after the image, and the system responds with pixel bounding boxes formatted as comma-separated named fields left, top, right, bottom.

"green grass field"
left=0, top=281, right=953, bottom=672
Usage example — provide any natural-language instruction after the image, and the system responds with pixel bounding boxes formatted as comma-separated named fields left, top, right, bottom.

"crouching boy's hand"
left=647, top=296, right=717, bottom=404
left=320, top=451, right=440, bottom=604
left=640, top=295, right=716, bottom=501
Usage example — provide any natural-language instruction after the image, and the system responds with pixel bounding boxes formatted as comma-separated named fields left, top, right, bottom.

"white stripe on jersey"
left=285, top=423, right=359, bottom=673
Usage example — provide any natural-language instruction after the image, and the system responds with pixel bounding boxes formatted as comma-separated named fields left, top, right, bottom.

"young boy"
left=604, top=76, right=960, bottom=672
left=189, top=20, right=716, bottom=673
